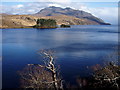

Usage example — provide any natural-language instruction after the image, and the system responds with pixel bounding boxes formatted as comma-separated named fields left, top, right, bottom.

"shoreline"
left=0, top=24, right=112, bottom=29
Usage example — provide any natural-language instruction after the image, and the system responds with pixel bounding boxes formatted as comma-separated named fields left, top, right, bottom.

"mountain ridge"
left=33, top=6, right=110, bottom=25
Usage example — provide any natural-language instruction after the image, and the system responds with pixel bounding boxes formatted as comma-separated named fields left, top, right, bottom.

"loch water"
left=2, top=25, right=118, bottom=88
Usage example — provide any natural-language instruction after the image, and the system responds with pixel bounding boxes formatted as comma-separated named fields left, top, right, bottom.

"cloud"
left=1, top=0, right=71, bottom=2
left=80, top=7, right=118, bottom=24
left=1, top=3, right=49, bottom=14
left=27, top=9, right=36, bottom=13
left=1, top=0, right=119, bottom=2
left=16, top=4, right=24, bottom=8
left=48, top=4, right=63, bottom=7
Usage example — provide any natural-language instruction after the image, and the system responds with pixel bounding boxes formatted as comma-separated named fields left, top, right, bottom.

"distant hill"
left=33, top=6, right=110, bottom=25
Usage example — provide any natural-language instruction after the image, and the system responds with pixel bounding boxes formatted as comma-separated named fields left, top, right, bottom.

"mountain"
left=34, top=6, right=110, bottom=25
left=1, top=6, right=111, bottom=28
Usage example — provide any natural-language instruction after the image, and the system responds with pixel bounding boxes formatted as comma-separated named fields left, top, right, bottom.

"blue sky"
left=2, top=2, right=118, bottom=7
left=85, top=2, right=118, bottom=7
left=1, top=1, right=119, bottom=25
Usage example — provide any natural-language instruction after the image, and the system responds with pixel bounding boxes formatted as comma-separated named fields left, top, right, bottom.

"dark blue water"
left=2, top=25, right=118, bottom=88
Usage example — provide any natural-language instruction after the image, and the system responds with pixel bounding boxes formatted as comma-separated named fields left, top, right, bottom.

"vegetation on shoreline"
left=60, top=24, right=70, bottom=28
left=33, top=19, right=57, bottom=28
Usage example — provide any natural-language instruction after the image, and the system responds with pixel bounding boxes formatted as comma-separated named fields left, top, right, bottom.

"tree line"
left=33, top=19, right=71, bottom=29
left=34, top=19, right=57, bottom=28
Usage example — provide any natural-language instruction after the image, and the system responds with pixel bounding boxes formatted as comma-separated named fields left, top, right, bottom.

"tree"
left=35, top=19, right=57, bottom=28
left=38, top=50, right=61, bottom=90
left=19, top=50, right=63, bottom=90
left=19, top=64, right=53, bottom=89
left=92, top=63, right=120, bottom=89
left=90, top=51, right=120, bottom=89
left=60, top=24, right=70, bottom=28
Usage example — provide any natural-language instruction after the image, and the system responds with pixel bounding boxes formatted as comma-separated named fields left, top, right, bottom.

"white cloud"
left=1, top=0, right=119, bottom=2
left=1, top=0, right=71, bottom=2
left=16, top=4, right=24, bottom=8
left=1, top=3, right=49, bottom=14
left=48, top=4, right=63, bottom=7
left=80, top=7, right=118, bottom=24
left=27, top=9, right=35, bottom=13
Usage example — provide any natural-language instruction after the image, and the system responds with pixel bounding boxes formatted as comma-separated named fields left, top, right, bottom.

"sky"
left=0, top=0, right=119, bottom=25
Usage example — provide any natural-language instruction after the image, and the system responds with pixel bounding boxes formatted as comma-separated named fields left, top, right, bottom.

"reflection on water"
left=2, top=25, right=118, bottom=88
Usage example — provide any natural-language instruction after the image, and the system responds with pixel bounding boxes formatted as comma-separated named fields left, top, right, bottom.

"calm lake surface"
left=2, top=25, right=118, bottom=88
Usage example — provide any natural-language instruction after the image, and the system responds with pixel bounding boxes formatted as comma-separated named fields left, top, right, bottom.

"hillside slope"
left=1, top=14, right=104, bottom=29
